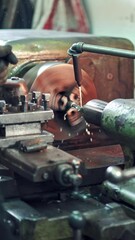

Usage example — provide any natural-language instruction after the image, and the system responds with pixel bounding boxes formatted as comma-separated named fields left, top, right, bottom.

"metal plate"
left=0, top=110, right=54, bottom=124
left=0, top=145, right=82, bottom=182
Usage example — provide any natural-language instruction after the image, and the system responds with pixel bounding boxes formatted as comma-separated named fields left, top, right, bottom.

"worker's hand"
left=0, top=44, right=18, bottom=85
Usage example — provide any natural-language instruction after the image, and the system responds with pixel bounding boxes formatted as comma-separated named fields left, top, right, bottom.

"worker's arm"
left=0, top=44, right=18, bottom=84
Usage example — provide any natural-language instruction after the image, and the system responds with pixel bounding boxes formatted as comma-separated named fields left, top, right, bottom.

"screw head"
left=43, top=171, right=49, bottom=180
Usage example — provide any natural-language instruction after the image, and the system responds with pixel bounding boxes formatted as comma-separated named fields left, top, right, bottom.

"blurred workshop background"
left=1, top=0, right=135, bottom=87
left=0, top=0, right=135, bottom=43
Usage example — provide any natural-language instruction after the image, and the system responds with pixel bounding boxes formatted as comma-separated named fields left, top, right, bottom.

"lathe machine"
left=0, top=31, right=135, bottom=240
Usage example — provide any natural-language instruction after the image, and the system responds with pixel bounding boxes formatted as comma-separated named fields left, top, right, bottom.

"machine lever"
left=69, top=211, right=85, bottom=240
left=68, top=42, right=135, bottom=59
left=106, top=166, right=135, bottom=183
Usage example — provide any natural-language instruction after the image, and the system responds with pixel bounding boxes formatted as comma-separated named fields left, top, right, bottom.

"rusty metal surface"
left=67, top=144, right=124, bottom=168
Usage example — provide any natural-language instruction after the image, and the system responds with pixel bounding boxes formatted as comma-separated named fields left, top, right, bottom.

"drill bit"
left=72, top=55, right=83, bottom=107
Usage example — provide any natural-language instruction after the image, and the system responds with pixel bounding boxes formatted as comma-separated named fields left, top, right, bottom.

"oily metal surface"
left=1, top=145, right=82, bottom=182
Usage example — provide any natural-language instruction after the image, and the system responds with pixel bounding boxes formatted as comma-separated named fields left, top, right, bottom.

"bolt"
left=11, top=77, right=20, bottom=81
left=107, top=73, right=113, bottom=80
left=43, top=171, right=49, bottom=180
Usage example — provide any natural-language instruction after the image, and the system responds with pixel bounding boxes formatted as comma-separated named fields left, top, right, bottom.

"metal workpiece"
left=30, top=61, right=97, bottom=140
left=68, top=41, right=135, bottom=59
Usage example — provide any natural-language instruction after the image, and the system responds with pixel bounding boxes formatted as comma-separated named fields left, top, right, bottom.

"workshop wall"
left=0, top=0, right=89, bottom=33
left=31, top=0, right=89, bottom=32
left=83, top=0, right=135, bottom=43
left=83, top=0, right=135, bottom=93
left=1, top=0, right=135, bottom=41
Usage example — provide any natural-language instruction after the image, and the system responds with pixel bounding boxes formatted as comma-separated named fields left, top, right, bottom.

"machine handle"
left=69, top=211, right=85, bottom=240
left=106, top=166, right=135, bottom=183
left=68, top=42, right=135, bottom=59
